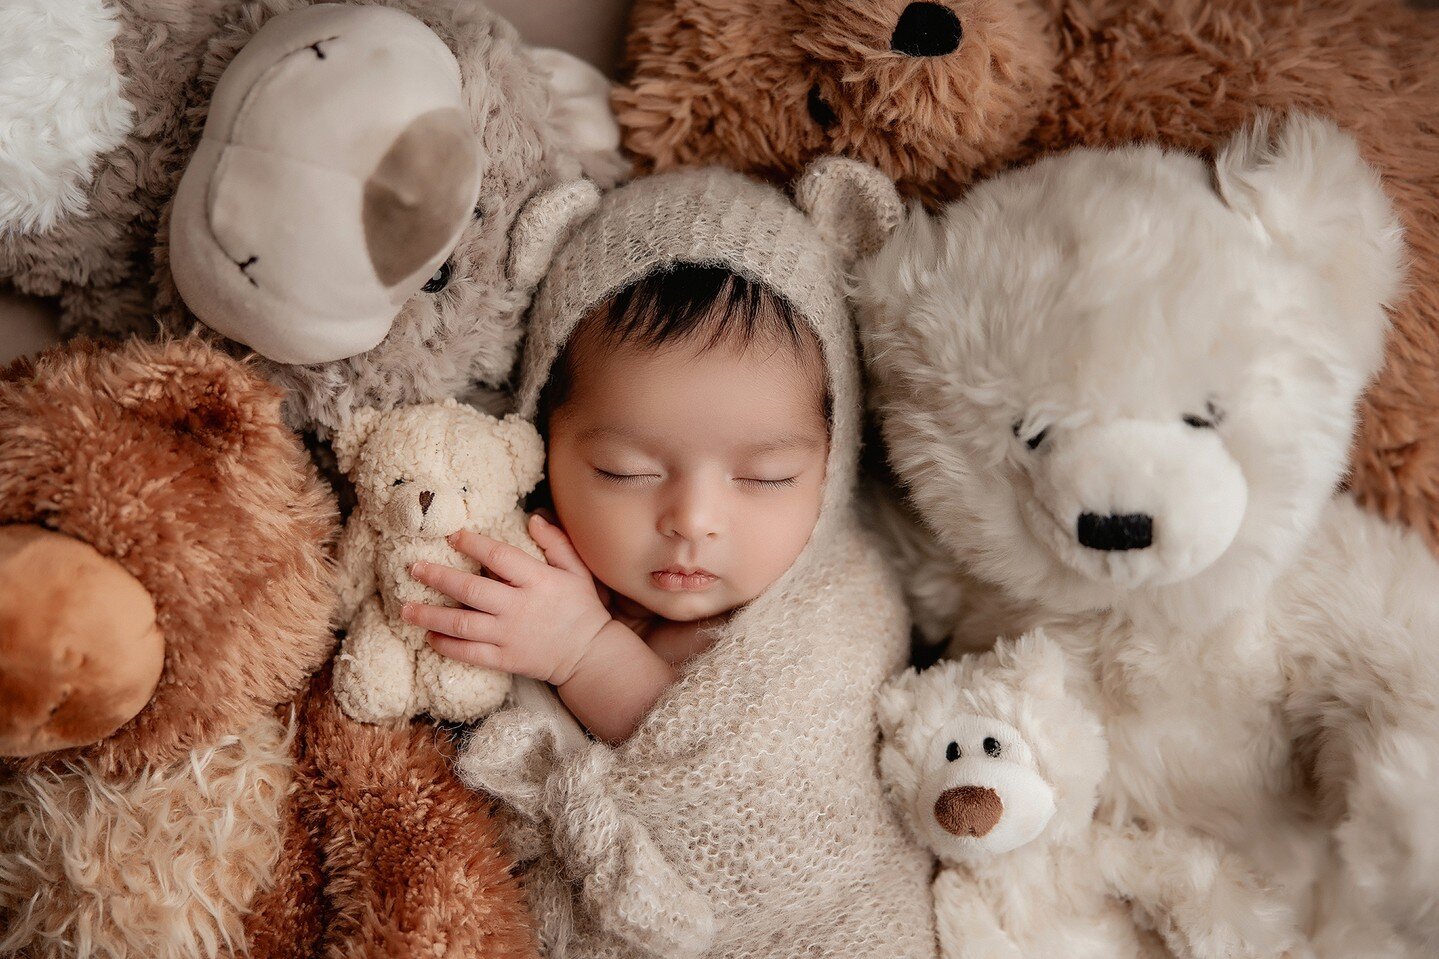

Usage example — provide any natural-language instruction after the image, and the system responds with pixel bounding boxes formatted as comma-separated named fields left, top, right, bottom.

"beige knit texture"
left=462, top=166, right=935, bottom=957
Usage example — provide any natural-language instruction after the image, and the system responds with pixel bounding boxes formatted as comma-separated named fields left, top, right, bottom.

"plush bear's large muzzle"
left=0, top=526, right=163, bottom=757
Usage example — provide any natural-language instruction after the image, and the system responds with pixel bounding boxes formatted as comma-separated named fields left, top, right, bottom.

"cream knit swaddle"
left=457, top=163, right=935, bottom=959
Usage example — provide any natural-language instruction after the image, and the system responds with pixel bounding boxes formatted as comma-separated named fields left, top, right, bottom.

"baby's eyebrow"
left=741, top=434, right=825, bottom=456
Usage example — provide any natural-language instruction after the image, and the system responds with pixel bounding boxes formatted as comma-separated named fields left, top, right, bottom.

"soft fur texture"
left=0, top=338, right=537, bottom=958
left=1, top=0, right=620, bottom=435
left=331, top=399, right=545, bottom=723
left=614, top=0, right=1439, bottom=561
left=856, top=116, right=1439, bottom=956
left=879, top=634, right=1302, bottom=959
left=459, top=162, right=936, bottom=958
left=0, top=0, right=136, bottom=236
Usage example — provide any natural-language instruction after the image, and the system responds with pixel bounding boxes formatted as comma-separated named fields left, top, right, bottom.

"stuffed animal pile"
left=858, top=113, right=1439, bottom=956
left=0, top=337, right=537, bottom=958
left=614, top=0, right=1439, bottom=555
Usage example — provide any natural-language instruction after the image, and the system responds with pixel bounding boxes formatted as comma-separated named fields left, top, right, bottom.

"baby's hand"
left=403, top=515, right=612, bottom=685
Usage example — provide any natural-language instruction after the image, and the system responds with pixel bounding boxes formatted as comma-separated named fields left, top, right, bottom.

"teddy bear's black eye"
left=422, top=260, right=454, bottom=294
left=461, top=485, right=469, bottom=494
left=945, top=741, right=960, bottom=762
left=1012, top=422, right=1048, bottom=451
left=1183, top=400, right=1224, bottom=430
left=983, top=737, right=1002, bottom=757
left=807, top=85, right=837, bottom=130
left=392, top=478, right=406, bottom=487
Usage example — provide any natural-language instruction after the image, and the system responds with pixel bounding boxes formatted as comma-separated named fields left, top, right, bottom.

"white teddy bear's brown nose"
left=419, top=490, right=435, bottom=514
left=935, top=785, right=1003, bottom=837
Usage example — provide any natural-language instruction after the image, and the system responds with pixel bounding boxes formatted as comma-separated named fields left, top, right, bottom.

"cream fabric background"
left=0, top=0, right=634, bottom=366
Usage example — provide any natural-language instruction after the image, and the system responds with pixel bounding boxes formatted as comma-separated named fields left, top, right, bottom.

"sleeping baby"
left=417, top=164, right=936, bottom=958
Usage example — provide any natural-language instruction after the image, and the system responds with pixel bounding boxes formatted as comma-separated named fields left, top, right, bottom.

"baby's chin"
left=622, top=581, right=748, bottom=623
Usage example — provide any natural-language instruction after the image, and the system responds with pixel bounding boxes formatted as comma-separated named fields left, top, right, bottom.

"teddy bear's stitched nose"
left=934, top=785, right=1003, bottom=838
left=891, top=3, right=963, bottom=57
left=419, top=490, right=434, bottom=514
left=1077, top=512, right=1154, bottom=551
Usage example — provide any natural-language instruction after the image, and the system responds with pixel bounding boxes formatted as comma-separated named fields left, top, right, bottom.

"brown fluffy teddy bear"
left=0, top=0, right=619, bottom=434
left=0, top=337, right=537, bottom=959
left=614, top=0, right=1439, bottom=552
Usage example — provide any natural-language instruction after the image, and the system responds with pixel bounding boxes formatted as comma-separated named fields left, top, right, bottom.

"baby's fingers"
left=448, top=529, right=543, bottom=586
left=528, top=513, right=588, bottom=575
left=411, top=561, right=511, bottom=612
left=402, top=601, right=499, bottom=643
left=425, top=633, right=511, bottom=672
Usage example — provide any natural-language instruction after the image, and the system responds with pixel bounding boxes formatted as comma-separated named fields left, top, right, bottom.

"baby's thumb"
left=529, top=513, right=587, bottom=574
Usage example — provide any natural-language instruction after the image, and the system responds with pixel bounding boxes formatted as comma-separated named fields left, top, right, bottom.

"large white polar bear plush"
left=856, top=113, right=1439, bottom=958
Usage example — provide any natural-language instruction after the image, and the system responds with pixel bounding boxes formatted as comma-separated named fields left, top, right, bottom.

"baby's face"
left=547, top=335, right=828, bottom=622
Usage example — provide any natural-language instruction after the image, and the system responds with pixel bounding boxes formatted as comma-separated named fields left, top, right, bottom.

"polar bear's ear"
left=494, top=414, right=546, bottom=497
left=331, top=407, right=384, bottom=476
left=1003, top=631, right=1068, bottom=702
left=796, top=157, right=905, bottom=269
left=507, top=179, right=601, bottom=297
left=1212, top=113, right=1405, bottom=368
left=877, top=668, right=923, bottom=738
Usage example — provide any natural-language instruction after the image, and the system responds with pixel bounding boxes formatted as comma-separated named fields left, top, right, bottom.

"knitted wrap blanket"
left=457, top=166, right=935, bottom=958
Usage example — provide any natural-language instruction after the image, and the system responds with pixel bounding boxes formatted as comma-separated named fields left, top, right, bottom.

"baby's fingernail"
left=410, top=561, right=425, bottom=575
left=401, top=603, right=415, bottom=620
left=530, top=513, right=547, bottom=526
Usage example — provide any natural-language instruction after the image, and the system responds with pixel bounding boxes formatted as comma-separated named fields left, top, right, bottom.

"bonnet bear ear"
left=330, top=406, right=384, bottom=476
left=795, top=157, right=905, bottom=269
left=507, top=178, right=601, bottom=297
left=1211, top=113, right=1405, bottom=375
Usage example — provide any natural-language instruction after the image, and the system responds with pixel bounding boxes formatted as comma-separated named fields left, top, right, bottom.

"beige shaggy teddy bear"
left=331, top=399, right=544, bottom=723
left=879, top=633, right=1304, bottom=959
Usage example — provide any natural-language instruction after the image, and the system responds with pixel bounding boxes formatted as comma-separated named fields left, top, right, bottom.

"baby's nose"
left=419, top=490, right=434, bottom=514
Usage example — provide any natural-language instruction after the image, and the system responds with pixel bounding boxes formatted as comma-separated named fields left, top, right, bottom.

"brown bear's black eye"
left=807, top=85, right=837, bottom=130
left=983, top=737, right=1001, bottom=757
left=945, top=741, right=960, bottom=762
left=423, top=260, right=453, bottom=294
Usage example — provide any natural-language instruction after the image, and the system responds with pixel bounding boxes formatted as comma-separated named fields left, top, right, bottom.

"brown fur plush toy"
left=0, top=337, right=537, bottom=959
left=614, top=0, right=1439, bottom=551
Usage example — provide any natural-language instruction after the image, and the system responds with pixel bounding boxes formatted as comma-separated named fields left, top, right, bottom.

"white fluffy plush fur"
left=0, top=715, right=292, bottom=959
left=331, top=398, right=545, bottom=723
left=859, top=114, right=1437, bottom=955
left=0, top=0, right=135, bottom=236
left=879, top=634, right=1302, bottom=959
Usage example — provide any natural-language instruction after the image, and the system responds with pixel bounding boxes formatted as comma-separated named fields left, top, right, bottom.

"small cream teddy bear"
left=330, top=398, right=544, bottom=723
left=878, top=632, right=1306, bottom=959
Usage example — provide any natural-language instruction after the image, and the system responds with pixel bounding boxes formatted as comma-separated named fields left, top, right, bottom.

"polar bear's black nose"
left=1077, top=512, right=1153, bottom=551
left=891, top=3, right=963, bottom=57
left=419, top=490, right=434, bottom=515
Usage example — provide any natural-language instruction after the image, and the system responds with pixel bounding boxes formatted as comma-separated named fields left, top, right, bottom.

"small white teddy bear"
left=879, top=633, right=1304, bottom=959
left=330, top=398, right=544, bottom=723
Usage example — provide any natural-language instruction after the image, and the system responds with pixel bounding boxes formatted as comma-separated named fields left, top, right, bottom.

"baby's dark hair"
left=537, top=262, right=827, bottom=427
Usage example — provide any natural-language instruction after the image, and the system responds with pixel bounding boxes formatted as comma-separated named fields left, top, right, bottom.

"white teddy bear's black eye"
left=1012, top=421, right=1048, bottom=451
left=392, top=478, right=406, bottom=487
left=945, top=741, right=960, bottom=762
left=422, top=260, right=454, bottom=294
left=983, top=737, right=1002, bottom=757
left=1183, top=400, right=1224, bottom=430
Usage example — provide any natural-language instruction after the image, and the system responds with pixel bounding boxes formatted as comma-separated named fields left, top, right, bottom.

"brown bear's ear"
left=330, top=406, right=384, bottom=476
left=494, top=414, right=546, bottom=497
left=114, top=338, right=278, bottom=459
left=795, top=157, right=905, bottom=269
left=507, top=179, right=602, bottom=297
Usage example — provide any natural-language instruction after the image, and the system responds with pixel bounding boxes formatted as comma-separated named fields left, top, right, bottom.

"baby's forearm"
left=555, top=620, right=676, bottom=745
